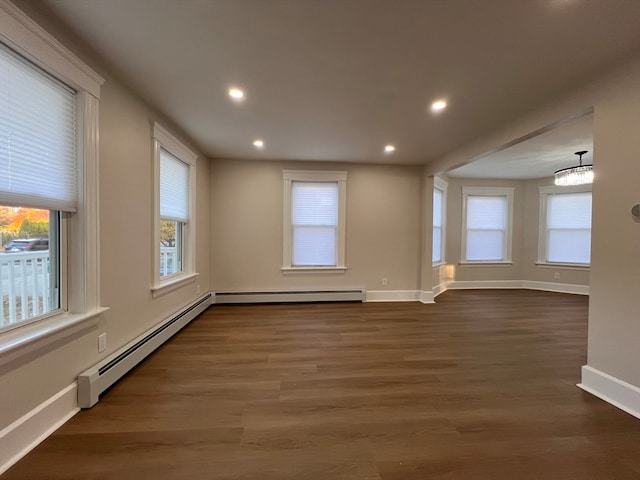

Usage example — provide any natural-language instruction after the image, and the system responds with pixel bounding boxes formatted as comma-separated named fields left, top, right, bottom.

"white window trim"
left=432, top=176, right=448, bottom=266
left=282, top=170, right=347, bottom=273
left=0, top=2, right=107, bottom=364
left=152, top=122, right=198, bottom=295
left=537, top=184, right=592, bottom=268
left=460, top=186, right=515, bottom=265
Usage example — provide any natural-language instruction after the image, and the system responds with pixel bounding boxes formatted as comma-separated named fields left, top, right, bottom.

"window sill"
left=152, top=272, right=199, bottom=298
left=535, top=262, right=590, bottom=271
left=282, top=266, right=347, bottom=275
left=459, top=261, right=513, bottom=267
left=0, top=307, right=109, bottom=367
left=432, top=262, right=446, bottom=268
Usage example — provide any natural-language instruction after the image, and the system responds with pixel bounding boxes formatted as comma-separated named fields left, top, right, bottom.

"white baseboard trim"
left=440, top=280, right=589, bottom=296
left=578, top=365, right=640, bottom=420
left=522, top=281, right=589, bottom=295
left=212, top=282, right=588, bottom=306
left=447, top=280, right=524, bottom=290
left=215, top=289, right=365, bottom=304
left=0, top=382, right=79, bottom=475
left=366, top=290, right=420, bottom=302
left=433, top=281, right=454, bottom=298
left=419, top=290, right=435, bottom=304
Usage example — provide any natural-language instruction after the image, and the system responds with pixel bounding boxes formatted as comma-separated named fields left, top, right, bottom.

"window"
left=539, top=186, right=592, bottom=265
left=432, top=177, right=447, bottom=264
left=0, top=45, right=73, bottom=330
left=0, top=1, right=103, bottom=349
left=282, top=170, right=347, bottom=273
left=461, top=187, right=514, bottom=263
left=160, top=150, right=188, bottom=277
left=0, top=208, right=60, bottom=329
left=153, top=123, right=197, bottom=292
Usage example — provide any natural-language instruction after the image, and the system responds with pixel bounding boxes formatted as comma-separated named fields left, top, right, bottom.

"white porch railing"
left=160, top=246, right=178, bottom=277
left=1, top=251, right=52, bottom=328
left=2, top=247, right=179, bottom=327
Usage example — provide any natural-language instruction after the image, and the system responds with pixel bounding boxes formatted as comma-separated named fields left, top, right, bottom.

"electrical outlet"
left=382, top=277, right=388, bottom=286
left=98, top=333, right=107, bottom=353
left=554, top=272, right=561, bottom=280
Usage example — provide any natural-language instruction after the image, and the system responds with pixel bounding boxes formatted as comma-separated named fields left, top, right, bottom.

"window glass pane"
left=466, top=230, right=504, bottom=261
left=291, top=181, right=339, bottom=267
left=432, top=226, right=442, bottom=263
left=433, top=188, right=444, bottom=263
left=293, top=226, right=336, bottom=266
left=547, top=230, right=591, bottom=263
left=292, top=182, right=338, bottom=226
left=159, top=219, right=183, bottom=276
left=160, top=149, right=189, bottom=222
left=1, top=206, right=59, bottom=329
left=467, top=196, right=506, bottom=229
left=433, top=189, right=442, bottom=227
left=545, top=192, right=592, bottom=263
left=0, top=47, right=77, bottom=212
left=547, top=193, right=591, bottom=229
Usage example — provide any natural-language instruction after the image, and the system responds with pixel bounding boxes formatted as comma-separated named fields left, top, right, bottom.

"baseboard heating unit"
left=77, top=293, right=212, bottom=408
left=214, top=289, right=366, bottom=304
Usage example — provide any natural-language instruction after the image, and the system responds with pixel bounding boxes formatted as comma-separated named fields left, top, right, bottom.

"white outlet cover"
left=98, top=333, right=107, bottom=352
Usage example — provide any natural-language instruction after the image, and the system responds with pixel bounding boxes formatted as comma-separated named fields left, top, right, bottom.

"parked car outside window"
left=2, top=238, right=49, bottom=252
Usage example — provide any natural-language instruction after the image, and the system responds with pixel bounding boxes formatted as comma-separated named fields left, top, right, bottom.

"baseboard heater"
left=77, top=293, right=212, bottom=408
left=214, top=289, right=366, bottom=304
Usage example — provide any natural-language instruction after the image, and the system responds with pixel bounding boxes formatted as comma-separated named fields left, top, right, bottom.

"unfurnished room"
left=1, top=1, right=640, bottom=478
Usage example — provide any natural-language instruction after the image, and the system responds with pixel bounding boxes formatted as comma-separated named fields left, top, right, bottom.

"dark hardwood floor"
left=5, top=289, right=640, bottom=479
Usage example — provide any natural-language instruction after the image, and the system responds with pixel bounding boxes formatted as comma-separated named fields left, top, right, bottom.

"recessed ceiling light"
left=431, top=99, right=447, bottom=112
left=253, top=139, right=264, bottom=148
left=228, top=88, right=245, bottom=100
left=384, top=145, right=395, bottom=153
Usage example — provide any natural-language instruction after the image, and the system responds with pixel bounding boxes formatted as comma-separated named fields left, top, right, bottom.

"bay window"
left=461, top=187, right=514, bottom=263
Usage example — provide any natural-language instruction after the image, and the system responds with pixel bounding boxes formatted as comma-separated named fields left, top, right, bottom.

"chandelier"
left=554, top=150, right=593, bottom=186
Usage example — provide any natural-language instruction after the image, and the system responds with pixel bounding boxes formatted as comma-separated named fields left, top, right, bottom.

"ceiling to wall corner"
left=448, top=113, right=594, bottom=180
left=40, top=0, right=640, bottom=167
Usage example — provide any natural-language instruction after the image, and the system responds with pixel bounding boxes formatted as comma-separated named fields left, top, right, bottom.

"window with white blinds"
left=432, top=181, right=446, bottom=264
left=291, top=181, right=338, bottom=266
left=160, top=149, right=189, bottom=222
left=543, top=190, right=592, bottom=264
left=0, top=1, right=103, bottom=343
left=0, top=46, right=77, bottom=211
left=282, top=170, right=347, bottom=272
left=462, top=187, right=514, bottom=263
left=153, top=123, right=197, bottom=288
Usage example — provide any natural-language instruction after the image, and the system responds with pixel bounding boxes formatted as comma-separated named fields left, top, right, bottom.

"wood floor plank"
left=4, top=289, right=640, bottom=479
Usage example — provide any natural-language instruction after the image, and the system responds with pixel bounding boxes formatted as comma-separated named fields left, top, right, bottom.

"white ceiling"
left=39, top=0, right=640, bottom=168
left=448, top=113, right=593, bottom=179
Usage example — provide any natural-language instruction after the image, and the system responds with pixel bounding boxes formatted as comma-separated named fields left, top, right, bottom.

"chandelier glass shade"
left=554, top=150, right=593, bottom=186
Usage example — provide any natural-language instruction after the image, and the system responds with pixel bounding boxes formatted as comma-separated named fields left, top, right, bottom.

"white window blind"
left=291, top=181, right=338, bottom=266
left=0, top=46, right=77, bottom=211
left=160, top=149, right=189, bottom=222
left=546, top=192, right=591, bottom=264
left=433, top=187, right=443, bottom=263
left=466, top=195, right=507, bottom=261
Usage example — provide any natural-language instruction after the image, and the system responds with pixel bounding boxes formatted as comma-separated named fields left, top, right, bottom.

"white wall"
left=521, top=177, right=590, bottom=286
left=434, top=176, right=590, bottom=290
left=427, top=51, right=640, bottom=408
left=2, top=4, right=639, bottom=467
left=210, top=159, right=423, bottom=294
left=443, top=177, right=526, bottom=283
left=587, top=58, right=640, bottom=389
left=0, top=4, right=211, bottom=435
